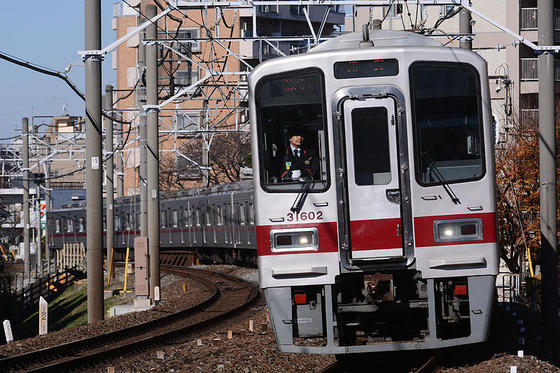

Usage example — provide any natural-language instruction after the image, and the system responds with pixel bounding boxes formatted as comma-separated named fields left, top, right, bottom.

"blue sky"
left=0, top=1, right=116, bottom=139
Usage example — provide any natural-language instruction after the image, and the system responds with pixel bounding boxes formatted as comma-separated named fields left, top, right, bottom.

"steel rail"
left=0, top=264, right=258, bottom=372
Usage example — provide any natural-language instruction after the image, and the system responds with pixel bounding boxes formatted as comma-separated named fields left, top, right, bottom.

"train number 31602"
left=286, top=211, right=324, bottom=222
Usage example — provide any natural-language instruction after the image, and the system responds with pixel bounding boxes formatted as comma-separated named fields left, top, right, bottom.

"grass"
left=22, top=281, right=135, bottom=338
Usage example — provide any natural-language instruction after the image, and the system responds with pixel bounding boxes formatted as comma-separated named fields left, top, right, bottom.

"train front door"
left=340, top=96, right=405, bottom=262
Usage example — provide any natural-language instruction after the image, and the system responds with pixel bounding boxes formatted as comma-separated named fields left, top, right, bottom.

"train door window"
left=55, top=219, right=61, bottom=233
left=206, top=207, right=212, bottom=226
left=172, top=210, right=178, bottom=228
left=352, top=107, right=391, bottom=185
left=161, top=210, right=167, bottom=228
left=78, top=217, right=85, bottom=232
left=249, top=203, right=255, bottom=225
left=255, top=68, right=329, bottom=192
left=239, top=204, right=246, bottom=225
left=217, top=205, right=223, bottom=226
left=67, top=218, right=73, bottom=233
left=410, top=62, right=484, bottom=185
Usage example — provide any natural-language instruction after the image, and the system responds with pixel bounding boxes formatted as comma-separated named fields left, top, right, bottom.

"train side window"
left=115, top=215, right=121, bottom=231
left=172, top=209, right=178, bottom=228
left=127, top=214, right=133, bottom=230
left=410, top=62, right=485, bottom=185
left=67, top=218, right=73, bottom=233
left=255, top=68, right=330, bottom=192
left=79, top=217, right=85, bottom=232
left=196, top=208, right=201, bottom=227
left=55, top=219, right=61, bottom=233
left=161, top=210, right=167, bottom=228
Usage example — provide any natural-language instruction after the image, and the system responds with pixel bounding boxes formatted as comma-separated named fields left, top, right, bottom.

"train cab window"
left=172, top=209, right=178, bottom=228
left=67, top=218, right=73, bottom=233
left=410, top=63, right=484, bottom=185
left=78, top=217, right=85, bottom=232
left=55, top=219, right=61, bottom=233
left=255, top=68, right=329, bottom=192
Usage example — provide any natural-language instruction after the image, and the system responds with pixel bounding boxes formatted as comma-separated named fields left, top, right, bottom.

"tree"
left=495, top=99, right=560, bottom=274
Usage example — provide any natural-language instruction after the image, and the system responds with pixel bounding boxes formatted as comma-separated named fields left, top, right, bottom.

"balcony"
left=521, top=8, right=560, bottom=30
left=520, top=58, right=560, bottom=81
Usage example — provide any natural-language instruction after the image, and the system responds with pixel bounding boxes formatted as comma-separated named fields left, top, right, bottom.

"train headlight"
left=434, top=218, right=483, bottom=243
left=271, top=228, right=318, bottom=252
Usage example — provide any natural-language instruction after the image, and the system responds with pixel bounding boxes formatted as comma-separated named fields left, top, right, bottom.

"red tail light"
left=453, top=284, right=467, bottom=296
left=294, top=293, right=307, bottom=305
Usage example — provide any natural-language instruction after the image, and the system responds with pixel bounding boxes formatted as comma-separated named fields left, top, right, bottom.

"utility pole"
left=84, top=0, right=104, bottom=322
left=538, top=0, right=558, bottom=329
left=117, top=115, right=124, bottom=198
left=22, top=117, right=30, bottom=280
left=459, top=7, right=472, bottom=50
left=146, top=4, right=160, bottom=300
left=104, top=85, right=115, bottom=281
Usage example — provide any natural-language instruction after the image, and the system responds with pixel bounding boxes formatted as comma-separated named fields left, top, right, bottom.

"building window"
left=175, top=28, right=201, bottom=54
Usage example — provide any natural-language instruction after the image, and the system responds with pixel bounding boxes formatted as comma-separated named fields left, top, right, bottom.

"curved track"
left=0, top=262, right=258, bottom=372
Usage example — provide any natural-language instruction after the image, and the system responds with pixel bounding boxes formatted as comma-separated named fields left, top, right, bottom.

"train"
left=47, top=28, right=498, bottom=357
left=249, top=29, right=498, bottom=354
left=47, top=181, right=257, bottom=264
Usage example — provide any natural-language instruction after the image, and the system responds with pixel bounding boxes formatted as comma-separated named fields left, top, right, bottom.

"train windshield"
left=255, top=68, right=329, bottom=192
left=410, top=63, right=485, bottom=185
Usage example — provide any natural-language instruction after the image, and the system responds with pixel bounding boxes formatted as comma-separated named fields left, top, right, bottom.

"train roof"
left=162, top=180, right=254, bottom=199
left=309, top=30, right=442, bottom=53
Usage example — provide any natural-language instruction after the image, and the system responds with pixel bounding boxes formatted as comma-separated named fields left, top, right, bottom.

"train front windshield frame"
left=410, top=62, right=485, bottom=186
left=255, top=68, right=330, bottom=192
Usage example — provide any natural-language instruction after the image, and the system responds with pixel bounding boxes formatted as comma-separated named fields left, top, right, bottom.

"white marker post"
left=39, top=296, right=48, bottom=335
left=3, top=320, right=13, bottom=344
left=154, top=286, right=160, bottom=303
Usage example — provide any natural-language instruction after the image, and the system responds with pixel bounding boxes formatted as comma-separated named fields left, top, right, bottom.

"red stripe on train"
left=257, top=212, right=496, bottom=256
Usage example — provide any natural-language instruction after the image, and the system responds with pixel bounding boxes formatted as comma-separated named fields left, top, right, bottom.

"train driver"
left=281, top=127, right=316, bottom=181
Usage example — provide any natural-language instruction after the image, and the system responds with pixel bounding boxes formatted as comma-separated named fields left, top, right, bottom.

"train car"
left=46, top=181, right=257, bottom=264
left=249, top=30, right=498, bottom=354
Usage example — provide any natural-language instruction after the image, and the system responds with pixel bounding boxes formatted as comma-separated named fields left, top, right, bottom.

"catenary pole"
left=44, top=139, right=51, bottom=273
left=22, top=118, right=30, bottom=280
left=459, top=8, right=472, bottom=50
left=538, top=0, right=558, bottom=329
left=104, top=85, right=115, bottom=281
left=146, top=4, right=160, bottom=300
left=85, top=0, right=104, bottom=322
left=139, top=25, right=148, bottom=237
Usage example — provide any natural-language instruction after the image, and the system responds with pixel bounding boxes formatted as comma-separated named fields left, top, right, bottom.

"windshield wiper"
left=290, top=176, right=313, bottom=213
left=422, top=153, right=461, bottom=205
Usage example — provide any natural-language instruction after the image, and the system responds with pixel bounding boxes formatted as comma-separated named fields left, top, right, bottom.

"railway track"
left=319, top=352, right=440, bottom=373
left=0, top=264, right=259, bottom=372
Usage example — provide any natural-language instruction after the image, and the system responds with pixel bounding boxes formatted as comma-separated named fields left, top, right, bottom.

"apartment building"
left=111, top=0, right=344, bottom=195
left=346, top=0, right=560, bottom=142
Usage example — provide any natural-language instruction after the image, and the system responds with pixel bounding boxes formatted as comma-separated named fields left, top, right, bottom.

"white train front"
left=249, top=30, right=498, bottom=354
